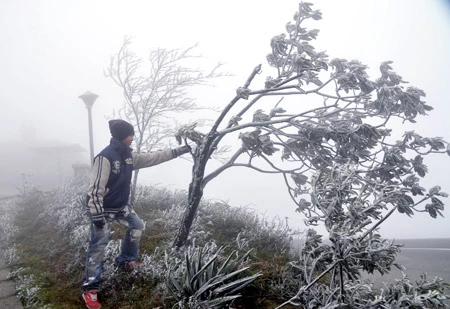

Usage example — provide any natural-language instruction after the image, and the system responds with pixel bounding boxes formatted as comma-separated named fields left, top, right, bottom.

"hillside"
left=0, top=177, right=448, bottom=308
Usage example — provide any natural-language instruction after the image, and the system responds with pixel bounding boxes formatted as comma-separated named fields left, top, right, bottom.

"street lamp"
left=78, top=91, right=98, bottom=167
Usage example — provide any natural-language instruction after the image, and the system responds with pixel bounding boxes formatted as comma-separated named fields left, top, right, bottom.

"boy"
left=82, top=119, right=189, bottom=309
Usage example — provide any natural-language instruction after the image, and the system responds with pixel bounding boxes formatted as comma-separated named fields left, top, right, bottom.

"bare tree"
left=172, top=3, right=449, bottom=306
left=105, top=37, right=222, bottom=202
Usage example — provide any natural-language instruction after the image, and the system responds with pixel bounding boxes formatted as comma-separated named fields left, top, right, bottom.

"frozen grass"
left=1, top=178, right=297, bottom=308
left=3, top=178, right=447, bottom=308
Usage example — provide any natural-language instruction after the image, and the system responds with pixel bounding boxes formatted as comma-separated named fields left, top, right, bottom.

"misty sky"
left=1, top=0, right=450, bottom=239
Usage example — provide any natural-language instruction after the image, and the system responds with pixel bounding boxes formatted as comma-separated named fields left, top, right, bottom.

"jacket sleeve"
left=87, top=156, right=110, bottom=218
left=132, top=149, right=175, bottom=170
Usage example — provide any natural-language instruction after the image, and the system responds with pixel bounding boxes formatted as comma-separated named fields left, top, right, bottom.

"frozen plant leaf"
left=253, top=110, right=271, bottom=122
left=296, top=198, right=312, bottom=212
left=228, top=115, right=242, bottom=127
left=291, top=173, right=308, bottom=186
left=429, top=186, right=441, bottom=195
left=270, top=107, right=286, bottom=116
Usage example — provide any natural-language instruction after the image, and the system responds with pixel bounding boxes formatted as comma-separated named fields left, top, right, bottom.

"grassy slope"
left=9, top=185, right=298, bottom=308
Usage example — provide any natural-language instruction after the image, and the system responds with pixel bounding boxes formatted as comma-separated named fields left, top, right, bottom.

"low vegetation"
left=1, top=176, right=298, bottom=308
left=1, top=176, right=449, bottom=308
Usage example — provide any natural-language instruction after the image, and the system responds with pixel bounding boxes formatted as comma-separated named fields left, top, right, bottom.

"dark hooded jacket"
left=87, top=138, right=174, bottom=220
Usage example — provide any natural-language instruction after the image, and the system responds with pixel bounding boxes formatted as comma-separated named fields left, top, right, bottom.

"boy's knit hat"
left=109, top=119, right=134, bottom=140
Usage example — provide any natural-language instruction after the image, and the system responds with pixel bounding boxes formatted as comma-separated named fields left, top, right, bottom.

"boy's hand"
left=93, top=215, right=106, bottom=229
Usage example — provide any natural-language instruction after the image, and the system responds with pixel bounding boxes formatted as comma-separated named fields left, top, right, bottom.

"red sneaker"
left=82, top=290, right=101, bottom=309
left=122, top=261, right=142, bottom=270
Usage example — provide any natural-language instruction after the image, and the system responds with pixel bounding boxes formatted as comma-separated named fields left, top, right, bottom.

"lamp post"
left=78, top=91, right=98, bottom=167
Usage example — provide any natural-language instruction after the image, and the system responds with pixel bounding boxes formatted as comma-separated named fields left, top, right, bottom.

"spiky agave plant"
left=166, top=244, right=261, bottom=308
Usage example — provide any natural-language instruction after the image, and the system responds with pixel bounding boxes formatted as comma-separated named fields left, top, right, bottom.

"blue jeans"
left=82, top=205, right=144, bottom=292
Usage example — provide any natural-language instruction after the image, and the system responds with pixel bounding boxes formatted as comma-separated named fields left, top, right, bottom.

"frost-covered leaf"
left=291, top=173, right=308, bottom=186
left=253, top=109, right=271, bottom=122
left=296, top=198, right=312, bottom=213
left=429, top=185, right=442, bottom=195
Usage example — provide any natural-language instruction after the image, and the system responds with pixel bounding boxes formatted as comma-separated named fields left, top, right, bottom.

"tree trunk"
left=173, top=156, right=206, bottom=247
left=173, top=182, right=204, bottom=248
left=173, top=133, right=216, bottom=247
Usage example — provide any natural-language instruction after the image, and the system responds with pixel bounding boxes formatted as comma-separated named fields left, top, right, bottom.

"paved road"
left=0, top=258, right=23, bottom=308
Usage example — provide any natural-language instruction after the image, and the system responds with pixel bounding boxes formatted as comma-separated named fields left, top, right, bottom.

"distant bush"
left=196, top=201, right=295, bottom=257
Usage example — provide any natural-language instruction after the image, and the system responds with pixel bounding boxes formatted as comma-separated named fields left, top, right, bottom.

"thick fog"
left=1, top=0, right=449, bottom=239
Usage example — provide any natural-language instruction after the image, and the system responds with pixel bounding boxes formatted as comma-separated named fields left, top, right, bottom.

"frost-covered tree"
left=173, top=2, right=449, bottom=306
left=174, top=1, right=448, bottom=246
left=105, top=36, right=222, bottom=202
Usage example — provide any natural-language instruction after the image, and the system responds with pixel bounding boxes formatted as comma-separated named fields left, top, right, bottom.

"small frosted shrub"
left=0, top=197, right=20, bottom=244
left=139, top=248, right=168, bottom=280
left=133, top=185, right=188, bottom=212
left=99, top=240, right=122, bottom=282
left=10, top=268, right=42, bottom=308
left=196, top=201, right=295, bottom=256
left=166, top=242, right=261, bottom=308
left=3, top=246, right=20, bottom=265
